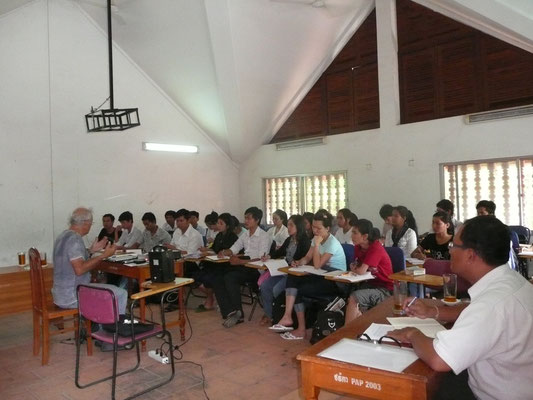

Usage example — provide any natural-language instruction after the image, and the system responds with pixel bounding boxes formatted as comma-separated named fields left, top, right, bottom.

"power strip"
left=148, top=350, right=169, bottom=364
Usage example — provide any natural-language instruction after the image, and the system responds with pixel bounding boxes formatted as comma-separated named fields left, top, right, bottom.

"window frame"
left=262, top=170, right=349, bottom=224
left=440, top=155, right=533, bottom=226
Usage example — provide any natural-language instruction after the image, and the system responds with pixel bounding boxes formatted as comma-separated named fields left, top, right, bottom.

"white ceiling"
left=3, top=0, right=533, bottom=163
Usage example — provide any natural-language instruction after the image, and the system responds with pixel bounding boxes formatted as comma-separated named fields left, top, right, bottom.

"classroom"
left=1, top=0, right=532, bottom=399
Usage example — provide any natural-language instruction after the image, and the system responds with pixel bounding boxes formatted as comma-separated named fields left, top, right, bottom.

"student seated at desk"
left=97, top=213, right=121, bottom=243
left=388, top=216, right=533, bottom=400
left=272, top=210, right=346, bottom=340
left=140, top=212, right=171, bottom=253
left=302, top=212, right=314, bottom=239
left=190, top=210, right=207, bottom=237
left=204, top=211, right=219, bottom=245
left=384, top=205, right=418, bottom=259
left=259, top=215, right=311, bottom=325
left=212, top=207, right=272, bottom=328
left=334, top=208, right=356, bottom=245
left=344, top=219, right=393, bottom=324
left=232, top=215, right=247, bottom=238
left=161, top=210, right=176, bottom=237
left=411, top=211, right=453, bottom=260
left=267, top=209, right=289, bottom=250
left=379, top=204, right=394, bottom=240
left=196, top=213, right=238, bottom=312
left=115, top=211, right=143, bottom=250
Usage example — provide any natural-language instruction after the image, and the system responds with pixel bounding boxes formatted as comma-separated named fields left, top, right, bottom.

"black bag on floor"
left=102, top=315, right=154, bottom=337
left=309, top=310, right=344, bottom=344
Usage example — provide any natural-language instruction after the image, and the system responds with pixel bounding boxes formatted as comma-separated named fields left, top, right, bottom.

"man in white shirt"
left=389, top=216, right=533, bottom=400
left=115, top=211, right=143, bottom=250
left=214, top=206, right=272, bottom=328
left=166, top=209, right=204, bottom=255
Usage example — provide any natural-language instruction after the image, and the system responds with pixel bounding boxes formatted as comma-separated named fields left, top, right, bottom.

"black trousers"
left=211, top=265, right=259, bottom=318
left=434, top=370, right=476, bottom=400
left=285, top=274, right=340, bottom=305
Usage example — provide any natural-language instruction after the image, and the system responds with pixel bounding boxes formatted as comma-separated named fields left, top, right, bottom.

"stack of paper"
left=406, top=258, right=425, bottom=265
left=205, top=255, right=230, bottom=261
left=248, top=259, right=288, bottom=276
left=288, top=265, right=333, bottom=276
left=318, top=338, right=418, bottom=373
left=332, top=271, right=375, bottom=283
left=386, top=317, right=446, bottom=338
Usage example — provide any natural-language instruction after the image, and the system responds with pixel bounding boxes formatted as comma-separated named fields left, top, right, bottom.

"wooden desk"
left=389, top=271, right=443, bottom=298
left=278, top=266, right=307, bottom=276
left=0, top=264, right=54, bottom=317
left=97, top=259, right=187, bottom=344
left=297, top=297, right=444, bottom=400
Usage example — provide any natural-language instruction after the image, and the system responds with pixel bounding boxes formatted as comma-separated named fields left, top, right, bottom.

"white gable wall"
left=0, top=0, right=239, bottom=266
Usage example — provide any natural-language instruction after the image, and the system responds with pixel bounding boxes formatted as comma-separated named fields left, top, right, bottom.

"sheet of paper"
left=318, top=338, right=418, bottom=373
left=288, top=265, right=332, bottom=275
left=332, top=271, right=375, bottom=283
left=205, top=255, right=230, bottom=261
left=362, top=323, right=395, bottom=342
left=123, top=262, right=149, bottom=267
left=406, top=258, right=425, bottom=265
left=386, top=317, right=446, bottom=338
left=249, top=259, right=288, bottom=276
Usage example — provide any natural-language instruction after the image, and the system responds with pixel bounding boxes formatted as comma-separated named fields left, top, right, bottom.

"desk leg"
left=418, top=283, right=425, bottom=299
left=179, top=286, right=186, bottom=341
left=301, top=363, right=320, bottom=400
left=139, top=276, right=147, bottom=351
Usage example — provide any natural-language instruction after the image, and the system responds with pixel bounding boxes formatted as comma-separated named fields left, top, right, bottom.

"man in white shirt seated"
left=166, top=209, right=204, bottom=256
left=213, top=206, right=272, bottom=328
left=140, top=212, right=171, bottom=253
left=115, top=211, right=143, bottom=250
left=388, top=216, right=533, bottom=400
left=189, top=210, right=207, bottom=237
left=161, top=210, right=176, bottom=237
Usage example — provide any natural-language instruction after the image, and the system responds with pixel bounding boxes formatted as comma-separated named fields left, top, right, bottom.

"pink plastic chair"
left=423, top=259, right=471, bottom=296
left=75, top=284, right=175, bottom=400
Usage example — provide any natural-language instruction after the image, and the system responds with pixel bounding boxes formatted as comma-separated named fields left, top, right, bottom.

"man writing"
left=140, top=212, right=171, bottom=253
left=52, top=207, right=127, bottom=314
left=388, top=216, right=533, bottom=400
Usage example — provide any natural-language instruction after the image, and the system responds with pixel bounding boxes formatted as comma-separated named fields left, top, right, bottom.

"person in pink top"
left=345, top=219, right=393, bottom=324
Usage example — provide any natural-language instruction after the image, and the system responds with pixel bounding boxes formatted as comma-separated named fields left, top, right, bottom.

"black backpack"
left=309, top=310, right=344, bottom=344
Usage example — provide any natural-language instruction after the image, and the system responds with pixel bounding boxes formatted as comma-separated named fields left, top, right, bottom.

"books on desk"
left=386, top=317, right=446, bottom=338
left=106, top=254, right=138, bottom=263
left=331, top=271, right=375, bottom=283
left=318, top=338, right=418, bottom=373
left=248, top=259, right=288, bottom=276
left=288, top=265, right=341, bottom=276
left=204, top=255, right=230, bottom=261
left=406, top=258, right=425, bottom=265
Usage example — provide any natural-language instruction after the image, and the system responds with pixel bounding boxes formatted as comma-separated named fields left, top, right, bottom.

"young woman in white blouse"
left=334, top=208, right=356, bottom=245
left=268, top=209, right=289, bottom=250
left=384, top=206, right=418, bottom=258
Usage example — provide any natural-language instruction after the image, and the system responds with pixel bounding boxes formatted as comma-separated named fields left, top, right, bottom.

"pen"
left=406, top=297, right=417, bottom=308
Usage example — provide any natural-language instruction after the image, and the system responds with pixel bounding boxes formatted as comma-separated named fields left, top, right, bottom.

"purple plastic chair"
left=75, top=285, right=175, bottom=400
left=423, top=259, right=471, bottom=296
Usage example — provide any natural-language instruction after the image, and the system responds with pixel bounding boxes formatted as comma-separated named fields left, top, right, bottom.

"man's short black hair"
left=142, top=212, right=156, bottom=223
left=103, top=213, right=115, bottom=222
left=379, top=204, right=393, bottom=220
left=460, top=216, right=510, bottom=267
left=190, top=210, right=199, bottom=218
left=204, top=211, right=218, bottom=225
left=175, top=208, right=191, bottom=220
left=164, top=210, right=176, bottom=218
left=245, top=206, right=263, bottom=224
left=436, top=199, right=454, bottom=215
left=476, top=200, right=496, bottom=215
left=118, top=211, right=133, bottom=222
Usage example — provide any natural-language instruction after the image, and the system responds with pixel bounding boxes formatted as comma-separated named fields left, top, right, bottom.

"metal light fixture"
left=85, top=0, right=140, bottom=132
left=142, top=142, right=199, bottom=153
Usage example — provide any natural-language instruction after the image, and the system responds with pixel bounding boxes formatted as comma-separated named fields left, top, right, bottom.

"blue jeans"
left=260, top=275, right=287, bottom=319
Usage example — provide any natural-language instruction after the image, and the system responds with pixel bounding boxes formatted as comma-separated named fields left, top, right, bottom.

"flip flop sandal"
left=280, top=331, right=304, bottom=340
left=269, top=323, right=294, bottom=332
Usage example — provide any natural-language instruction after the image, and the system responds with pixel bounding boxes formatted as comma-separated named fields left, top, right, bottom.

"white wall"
left=0, top=0, right=239, bottom=266
left=239, top=0, right=533, bottom=233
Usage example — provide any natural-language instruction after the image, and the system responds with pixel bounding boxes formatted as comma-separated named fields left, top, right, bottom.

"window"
left=441, top=157, right=533, bottom=227
left=263, top=172, right=348, bottom=224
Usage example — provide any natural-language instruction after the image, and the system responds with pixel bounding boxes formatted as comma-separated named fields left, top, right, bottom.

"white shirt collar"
left=467, top=264, right=508, bottom=300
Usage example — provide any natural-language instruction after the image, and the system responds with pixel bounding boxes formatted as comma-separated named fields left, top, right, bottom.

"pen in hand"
left=406, top=297, right=417, bottom=308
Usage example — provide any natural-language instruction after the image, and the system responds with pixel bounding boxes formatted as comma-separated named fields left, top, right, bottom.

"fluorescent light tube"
left=142, top=142, right=198, bottom=153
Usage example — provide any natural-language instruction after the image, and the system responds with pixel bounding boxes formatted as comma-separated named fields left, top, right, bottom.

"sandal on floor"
left=280, top=331, right=304, bottom=340
left=269, top=323, right=294, bottom=332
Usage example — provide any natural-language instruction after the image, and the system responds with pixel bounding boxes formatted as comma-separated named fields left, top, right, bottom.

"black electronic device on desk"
left=149, top=245, right=175, bottom=283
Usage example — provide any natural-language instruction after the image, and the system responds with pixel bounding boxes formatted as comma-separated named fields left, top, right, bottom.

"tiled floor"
left=0, top=295, right=352, bottom=400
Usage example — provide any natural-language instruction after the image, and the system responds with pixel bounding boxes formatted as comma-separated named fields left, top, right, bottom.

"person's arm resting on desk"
left=71, top=242, right=116, bottom=275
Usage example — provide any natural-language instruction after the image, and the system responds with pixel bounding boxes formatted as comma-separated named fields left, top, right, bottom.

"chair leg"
left=42, top=320, right=50, bottom=365
left=86, top=320, right=93, bottom=356
left=53, top=316, right=65, bottom=330
left=33, top=311, right=40, bottom=356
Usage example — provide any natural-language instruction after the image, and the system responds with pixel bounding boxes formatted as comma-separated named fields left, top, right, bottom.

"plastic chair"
left=28, top=247, right=80, bottom=365
left=423, top=259, right=470, bottom=297
left=385, top=247, right=405, bottom=273
left=341, top=243, right=355, bottom=267
left=75, top=284, right=176, bottom=400
left=509, top=225, right=531, bottom=244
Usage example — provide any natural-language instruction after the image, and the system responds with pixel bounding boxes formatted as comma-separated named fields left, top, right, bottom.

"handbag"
left=309, top=297, right=345, bottom=344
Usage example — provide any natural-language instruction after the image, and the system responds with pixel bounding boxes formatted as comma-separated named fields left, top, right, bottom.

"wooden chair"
left=29, top=247, right=79, bottom=365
